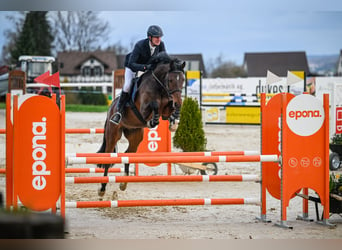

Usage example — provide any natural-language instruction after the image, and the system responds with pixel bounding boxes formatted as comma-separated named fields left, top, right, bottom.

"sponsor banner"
left=286, top=94, right=325, bottom=136
left=282, top=94, right=328, bottom=213
left=205, top=107, right=220, bottom=122
left=336, top=107, right=342, bottom=134
left=137, top=118, right=171, bottom=167
left=14, top=95, right=61, bottom=211
left=225, top=106, right=260, bottom=124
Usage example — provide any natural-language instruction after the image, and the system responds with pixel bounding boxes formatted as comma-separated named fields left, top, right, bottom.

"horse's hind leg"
left=98, top=166, right=109, bottom=198
left=98, top=122, right=123, bottom=197
left=119, top=128, right=144, bottom=191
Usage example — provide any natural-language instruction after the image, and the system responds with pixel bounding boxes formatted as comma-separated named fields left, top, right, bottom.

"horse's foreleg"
left=147, top=101, right=160, bottom=128
left=119, top=128, right=144, bottom=191
left=119, top=163, right=130, bottom=191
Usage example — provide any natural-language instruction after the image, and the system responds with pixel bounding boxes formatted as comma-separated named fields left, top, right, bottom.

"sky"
left=1, top=0, right=342, bottom=65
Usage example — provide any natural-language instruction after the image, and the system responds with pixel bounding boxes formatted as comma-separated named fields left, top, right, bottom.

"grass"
left=0, top=102, right=109, bottom=112
left=65, top=104, right=109, bottom=112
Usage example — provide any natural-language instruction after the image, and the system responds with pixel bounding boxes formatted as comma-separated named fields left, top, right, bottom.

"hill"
left=307, top=54, right=339, bottom=76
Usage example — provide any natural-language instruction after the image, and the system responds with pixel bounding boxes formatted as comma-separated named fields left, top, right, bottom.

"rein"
left=151, top=70, right=183, bottom=97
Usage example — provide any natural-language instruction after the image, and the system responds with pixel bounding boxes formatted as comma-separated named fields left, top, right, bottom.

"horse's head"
left=168, top=58, right=186, bottom=109
left=165, top=59, right=185, bottom=131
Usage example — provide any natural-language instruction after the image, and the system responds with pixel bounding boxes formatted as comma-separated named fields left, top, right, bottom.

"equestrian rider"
left=110, top=25, right=167, bottom=124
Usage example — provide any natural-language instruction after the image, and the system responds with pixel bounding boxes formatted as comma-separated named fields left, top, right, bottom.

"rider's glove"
left=144, top=64, right=152, bottom=71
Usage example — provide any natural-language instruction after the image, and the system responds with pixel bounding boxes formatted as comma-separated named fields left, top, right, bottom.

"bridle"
left=151, top=69, right=183, bottom=98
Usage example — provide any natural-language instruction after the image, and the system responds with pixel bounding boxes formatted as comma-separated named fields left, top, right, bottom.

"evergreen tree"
left=10, top=11, right=53, bottom=64
left=173, top=97, right=207, bottom=152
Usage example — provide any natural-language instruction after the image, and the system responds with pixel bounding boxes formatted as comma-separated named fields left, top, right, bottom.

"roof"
left=57, top=51, right=117, bottom=75
left=243, top=51, right=310, bottom=77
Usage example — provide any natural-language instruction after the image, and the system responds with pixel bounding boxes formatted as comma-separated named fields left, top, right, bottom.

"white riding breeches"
left=122, top=67, right=135, bottom=93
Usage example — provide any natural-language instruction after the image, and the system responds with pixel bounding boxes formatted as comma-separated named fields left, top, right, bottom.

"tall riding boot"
left=110, top=91, right=130, bottom=124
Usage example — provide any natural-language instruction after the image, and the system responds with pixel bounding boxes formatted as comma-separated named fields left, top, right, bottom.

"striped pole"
left=65, top=168, right=123, bottom=173
left=66, top=150, right=259, bottom=158
left=0, top=128, right=104, bottom=134
left=202, top=93, right=258, bottom=97
left=65, top=198, right=260, bottom=208
left=65, top=174, right=260, bottom=184
left=67, top=154, right=278, bottom=165
left=65, top=128, right=104, bottom=134
left=0, top=168, right=124, bottom=174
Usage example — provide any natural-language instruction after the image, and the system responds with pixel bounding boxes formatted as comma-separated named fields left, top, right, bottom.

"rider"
left=110, top=25, right=167, bottom=124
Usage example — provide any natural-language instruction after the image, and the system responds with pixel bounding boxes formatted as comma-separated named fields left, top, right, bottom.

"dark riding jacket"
left=125, top=38, right=166, bottom=72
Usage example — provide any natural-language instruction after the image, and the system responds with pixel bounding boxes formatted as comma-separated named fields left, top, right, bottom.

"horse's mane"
left=148, top=52, right=184, bottom=72
left=148, top=52, right=171, bottom=66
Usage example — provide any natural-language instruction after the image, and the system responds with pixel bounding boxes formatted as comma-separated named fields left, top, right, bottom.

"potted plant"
left=329, top=133, right=342, bottom=170
left=329, top=173, right=342, bottom=214
left=173, top=97, right=217, bottom=175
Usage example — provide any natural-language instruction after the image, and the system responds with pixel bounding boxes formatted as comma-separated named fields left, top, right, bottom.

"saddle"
left=124, top=75, right=147, bottom=125
left=127, top=76, right=142, bottom=104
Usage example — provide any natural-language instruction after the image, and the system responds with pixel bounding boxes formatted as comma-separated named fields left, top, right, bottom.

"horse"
left=97, top=53, right=186, bottom=197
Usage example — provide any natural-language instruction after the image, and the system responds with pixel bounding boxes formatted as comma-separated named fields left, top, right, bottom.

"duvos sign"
left=14, top=96, right=61, bottom=211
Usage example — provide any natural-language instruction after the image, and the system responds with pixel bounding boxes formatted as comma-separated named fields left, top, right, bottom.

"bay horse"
left=97, top=53, right=185, bottom=197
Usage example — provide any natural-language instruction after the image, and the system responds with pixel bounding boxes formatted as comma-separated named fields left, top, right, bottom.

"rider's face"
left=150, top=36, right=162, bottom=47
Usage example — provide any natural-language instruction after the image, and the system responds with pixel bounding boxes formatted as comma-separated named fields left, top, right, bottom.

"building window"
left=94, top=66, right=102, bottom=76
left=83, top=67, right=90, bottom=76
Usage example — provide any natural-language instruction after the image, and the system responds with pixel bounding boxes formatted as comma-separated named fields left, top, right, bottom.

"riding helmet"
left=147, top=25, right=164, bottom=37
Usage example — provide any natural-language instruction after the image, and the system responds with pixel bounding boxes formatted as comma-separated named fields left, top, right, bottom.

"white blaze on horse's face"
left=169, top=71, right=184, bottom=108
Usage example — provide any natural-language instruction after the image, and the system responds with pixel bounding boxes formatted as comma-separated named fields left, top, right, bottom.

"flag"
left=40, top=72, right=60, bottom=87
left=266, top=70, right=282, bottom=85
left=34, top=71, right=50, bottom=83
left=287, top=71, right=304, bottom=85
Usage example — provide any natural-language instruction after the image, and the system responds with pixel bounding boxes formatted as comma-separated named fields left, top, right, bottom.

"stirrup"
left=110, top=112, right=122, bottom=125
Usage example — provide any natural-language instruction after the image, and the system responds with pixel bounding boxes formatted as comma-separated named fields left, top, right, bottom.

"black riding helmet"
left=147, top=25, right=164, bottom=37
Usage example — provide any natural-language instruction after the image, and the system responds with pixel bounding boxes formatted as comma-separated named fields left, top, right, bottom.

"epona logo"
left=286, top=94, right=324, bottom=136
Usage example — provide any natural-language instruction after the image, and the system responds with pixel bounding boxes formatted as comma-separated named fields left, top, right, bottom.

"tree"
left=208, top=55, right=247, bottom=78
left=10, top=11, right=53, bottom=64
left=51, top=11, right=109, bottom=52
left=1, top=12, right=25, bottom=65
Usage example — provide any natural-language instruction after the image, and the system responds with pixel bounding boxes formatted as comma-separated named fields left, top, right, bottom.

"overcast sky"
left=1, top=0, right=342, bottom=65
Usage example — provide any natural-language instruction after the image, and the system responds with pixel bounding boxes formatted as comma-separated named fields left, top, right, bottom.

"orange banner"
left=13, top=95, right=62, bottom=211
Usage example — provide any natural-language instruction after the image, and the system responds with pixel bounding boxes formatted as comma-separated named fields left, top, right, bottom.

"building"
left=243, top=51, right=310, bottom=77
left=57, top=51, right=206, bottom=83
left=57, top=51, right=117, bottom=83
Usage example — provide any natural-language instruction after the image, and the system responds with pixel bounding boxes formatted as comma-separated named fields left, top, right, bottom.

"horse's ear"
left=181, top=61, right=186, bottom=69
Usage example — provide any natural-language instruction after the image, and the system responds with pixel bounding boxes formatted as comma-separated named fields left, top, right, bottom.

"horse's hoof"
left=119, top=182, right=127, bottom=191
left=111, top=191, right=118, bottom=200
left=98, top=189, right=105, bottom=197
left=169, top=123, right=178, bottom=132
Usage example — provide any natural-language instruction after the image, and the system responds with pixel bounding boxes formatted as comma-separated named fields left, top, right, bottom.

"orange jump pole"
left=65, top=174, right=260, bottom=184
left=67, top=154, right=278, bottom=165
left=65, top=198, right=260, bottom=208
left=0, top=168, right=123, bottom=174
left=66, top=150, right=259, bottom=158
left=65, top=128, right=104, bottom=134
left=0, top=128, right=104, bottom=134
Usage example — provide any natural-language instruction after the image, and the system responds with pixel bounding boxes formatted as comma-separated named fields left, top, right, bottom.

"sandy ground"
left=0, top=110, right=342, bottom=239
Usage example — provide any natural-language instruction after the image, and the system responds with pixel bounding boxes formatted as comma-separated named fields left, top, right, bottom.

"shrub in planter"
left=173, top=97, right=207, bottom=152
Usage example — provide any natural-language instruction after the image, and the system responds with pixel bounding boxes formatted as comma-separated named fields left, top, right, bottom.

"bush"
left=331, top=133, right=342, bottom=145
left=173, top=97, right=207, bottom=152
left=78, top=87, right=108, bottom=105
